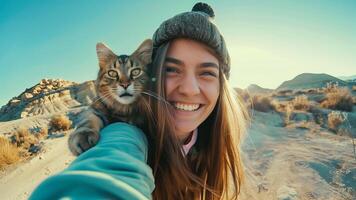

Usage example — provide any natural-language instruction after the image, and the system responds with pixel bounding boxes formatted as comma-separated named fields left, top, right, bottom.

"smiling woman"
left=144, top=2, right=249, bottom=199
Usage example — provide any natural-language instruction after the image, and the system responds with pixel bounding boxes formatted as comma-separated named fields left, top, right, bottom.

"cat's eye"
left=130, top=68, right=142, bottom=78
left=107, top=70, right=118, bottom=78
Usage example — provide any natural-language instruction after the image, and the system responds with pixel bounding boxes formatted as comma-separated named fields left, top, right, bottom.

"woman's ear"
left=132, top=39, right=153, bottom=65
left=96, top=42, right=116, bottom=69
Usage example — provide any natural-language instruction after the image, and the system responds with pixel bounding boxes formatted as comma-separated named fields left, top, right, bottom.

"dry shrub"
left=327, top=111, right=345, bottom=131
left=32, top=126, right=48, bottom=139
left=323, top=82, right=339, bottom=93
left=12, top=127, right=38, bottom=149
left=284, top=104, right=294, bottom=126
left=321, top=87, right=353, bottom=112
left=294, top=90, right=306, bottom=95
left=272, top=101, right=287, bottom=112
left=292, top=95, right=310, bottom=111
left=277, top=89, right=293, bottom=96
left=352, top=85, right=356, bottom=91
left=0, top=137, right=20, bottom=170
left=251, top=95, right=275, bottom=112
left=50, top=114, right=72, bottom=132
left=306, top=88, right=318, bottom=94
left=38, top=126, right=48, bottom=138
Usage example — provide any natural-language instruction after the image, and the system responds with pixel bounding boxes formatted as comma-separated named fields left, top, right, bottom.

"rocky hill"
left=338, top=75, right=356, bottom=81
left=277, top=73, right=348, bottom=91
left=246, top=84, right=274, bottom=94
left=0, top=79, right=96, bottom=122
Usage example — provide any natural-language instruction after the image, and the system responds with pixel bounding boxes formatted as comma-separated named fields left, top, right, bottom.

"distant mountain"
left=338, top=75, right=356, bottom=81
left=277, top=73, right=347, bottom=91
left=0, top=79, right=96, bottom=121
left=246, top=84, right=274, bottom=94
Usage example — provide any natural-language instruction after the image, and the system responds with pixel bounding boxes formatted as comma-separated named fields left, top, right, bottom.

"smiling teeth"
left=174, top=102, right=200, bottom=111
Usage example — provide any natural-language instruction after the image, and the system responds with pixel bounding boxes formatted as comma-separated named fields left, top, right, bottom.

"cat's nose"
left=120, top=82, right=130, bottom=89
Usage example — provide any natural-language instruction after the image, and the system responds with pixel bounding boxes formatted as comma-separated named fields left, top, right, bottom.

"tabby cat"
left=68, top=39, right=152, bottom=156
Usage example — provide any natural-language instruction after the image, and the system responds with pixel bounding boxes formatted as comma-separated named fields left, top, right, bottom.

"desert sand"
left=0, top=132, right=74, bottom=200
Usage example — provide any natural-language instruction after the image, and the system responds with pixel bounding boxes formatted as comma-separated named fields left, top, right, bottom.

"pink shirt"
left=182, top=129, right=198, bottom=156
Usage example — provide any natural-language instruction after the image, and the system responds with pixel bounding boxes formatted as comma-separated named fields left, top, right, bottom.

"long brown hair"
left=143, top=41, right=249, bottom=200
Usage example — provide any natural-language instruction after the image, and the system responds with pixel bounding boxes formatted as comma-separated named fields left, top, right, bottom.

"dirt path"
left=0, top=135, right=75, bottom=200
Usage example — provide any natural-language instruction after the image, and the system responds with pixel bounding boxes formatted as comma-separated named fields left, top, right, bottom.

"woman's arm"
left=29, top=122, right=155, bottom=200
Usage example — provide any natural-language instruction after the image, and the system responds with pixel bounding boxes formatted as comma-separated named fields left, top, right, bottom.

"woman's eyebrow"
left=165, top=57, right=183, bottom=65
left=200, top=62, right=219, bottom=69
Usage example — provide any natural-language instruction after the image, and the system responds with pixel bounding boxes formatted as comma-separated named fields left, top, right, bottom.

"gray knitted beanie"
left=152, top=2, right=231, bottom=79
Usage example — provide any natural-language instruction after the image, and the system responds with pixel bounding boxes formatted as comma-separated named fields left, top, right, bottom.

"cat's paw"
left=68, top=127, right=99, bottom=156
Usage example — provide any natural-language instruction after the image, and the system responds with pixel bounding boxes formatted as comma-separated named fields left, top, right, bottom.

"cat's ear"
left=96, top=42, right=116, bottom=69
left=132, top=39, right=153, bottom=65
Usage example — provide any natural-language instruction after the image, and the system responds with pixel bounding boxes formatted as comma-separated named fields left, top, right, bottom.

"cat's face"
left=95, top=39, right=152, bottom=105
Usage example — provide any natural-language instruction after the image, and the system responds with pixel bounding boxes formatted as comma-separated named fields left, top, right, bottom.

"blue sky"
left=0, top=0, right=355, bottom=106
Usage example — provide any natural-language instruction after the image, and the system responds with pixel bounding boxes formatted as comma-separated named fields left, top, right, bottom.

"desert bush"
left=12, top=127, right=38, bottom=149
left=49, top=114, right=72, bottom=132
left=284, top=104, right=294, bottom=126
left=251, top=95, right=275, bottom=112
left=327, top=111, right=345, bottom=131
left=352, top=85, right=356, bottom=91
left=31, top=126, right=48, bottom=139
left=277, top=89, right=293, bottom=96
left=306, top=88, right=318, bottom=94
left=291, top=95, right=310, bottom=111
left=323, top=82, right=339, bottom=93
left=271, top=101, right=287, bottom=112
left=321, top=87, right=353, bottom=112
left=0, top=137, right=20, bottom=170
left=294, top=90, right=306, bottom=95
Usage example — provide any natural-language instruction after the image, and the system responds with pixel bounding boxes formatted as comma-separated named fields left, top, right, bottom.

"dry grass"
left=272, top=101, right=287, bottom=112
left=291, top=95, right=310, bottom=111
left=31, top=126, right=48, bottom=139
left=12, top=127, right=38, bottom=149
left=323, top=82, right=339, bottom=93
left=327, top=111, right=345, bottom=131
left=49, top=114, right=72, bottom=132
left=321, top=87, right=353, bottom=112
left=251, top=95, right=275, bottom=112
left=0, top=137, right=21, bottom=170
left=276, top=89, right=293, bottom=96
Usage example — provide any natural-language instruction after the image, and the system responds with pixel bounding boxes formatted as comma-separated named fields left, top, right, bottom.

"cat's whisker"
left=141, top=91, right=170, bottom=105
left=91, top=92, right=112, bottom=104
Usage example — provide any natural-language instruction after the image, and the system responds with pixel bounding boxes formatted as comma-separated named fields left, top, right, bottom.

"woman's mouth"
left=171, top=102, right=201, bottom=111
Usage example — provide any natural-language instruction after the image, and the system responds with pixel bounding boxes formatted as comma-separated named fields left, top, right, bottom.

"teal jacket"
left=29, top=122, right=155, bottom=200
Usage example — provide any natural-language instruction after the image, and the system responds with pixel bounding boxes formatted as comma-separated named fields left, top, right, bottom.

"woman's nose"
left=178, top=73, right=200, bottom=96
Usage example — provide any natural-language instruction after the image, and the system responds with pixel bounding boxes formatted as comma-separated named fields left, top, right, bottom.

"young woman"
left=145, top=3, right=248, bottom=199
left=30, top=2, right=248, bottom=200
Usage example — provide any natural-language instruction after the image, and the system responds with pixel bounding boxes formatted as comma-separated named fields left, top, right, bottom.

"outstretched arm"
left=30, top=122, right=155, bottom=200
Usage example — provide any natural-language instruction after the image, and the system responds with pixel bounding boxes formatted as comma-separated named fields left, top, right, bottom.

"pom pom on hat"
left=192, top=2, right=215, bottom=18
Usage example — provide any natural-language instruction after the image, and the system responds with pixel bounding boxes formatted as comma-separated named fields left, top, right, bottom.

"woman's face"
left=164, top=38, right=220, bottom=141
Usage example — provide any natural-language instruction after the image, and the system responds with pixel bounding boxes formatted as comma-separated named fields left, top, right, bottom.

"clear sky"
left=1, top=0, right=355, bottom=106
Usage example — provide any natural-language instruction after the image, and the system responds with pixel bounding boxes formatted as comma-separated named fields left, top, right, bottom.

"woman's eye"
left=131, top=68, right=142, bottom=77
left=165, top=66, right=179, bottom=73
left=107, top=70, right=118, bottom=78
left=201, top=71, right=217, bottom=77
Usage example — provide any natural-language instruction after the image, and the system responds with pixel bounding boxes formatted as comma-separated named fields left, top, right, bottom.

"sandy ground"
left=0, top=134, right=75, bottom=200
left=240, top=111, right=355, bottom=200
